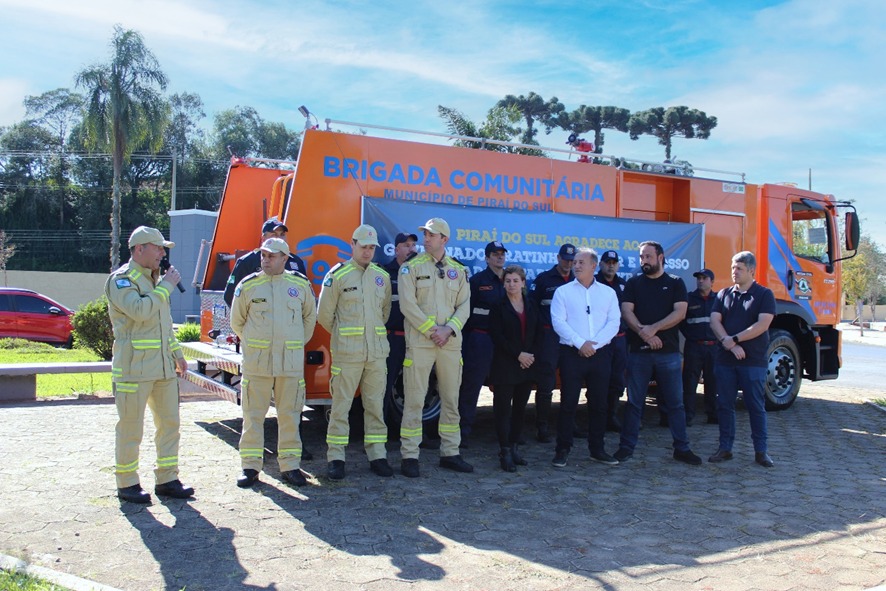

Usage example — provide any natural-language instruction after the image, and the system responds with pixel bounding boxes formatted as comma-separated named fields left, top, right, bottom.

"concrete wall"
left=3, top=270, right=107, bottom=311
left=842, top=304, right=886, bottom=322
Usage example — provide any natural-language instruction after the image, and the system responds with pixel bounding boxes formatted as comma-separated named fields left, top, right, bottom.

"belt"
left=696, top=340, right=717, bottom=345
left=388, top=330, right=405, bottom=336
left=471, top=329, right=489, bottom=335
left=543, top=324, right=553, bottom=329
left=615, top=332, right=626, bottom=337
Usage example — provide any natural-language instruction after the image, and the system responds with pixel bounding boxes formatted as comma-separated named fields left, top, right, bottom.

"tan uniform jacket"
left=105, top=260, right=184, bottom=383
left=317, top=259, right=392, bottom=363
left=230, top=270, right=317, bottom=377
left=398, top=252, right=470, bottom=350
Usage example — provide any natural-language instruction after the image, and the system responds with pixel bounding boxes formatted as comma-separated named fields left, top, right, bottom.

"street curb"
left=0, top=553, right=123, bottom=591
left=864, top=400, right=886, bottom=414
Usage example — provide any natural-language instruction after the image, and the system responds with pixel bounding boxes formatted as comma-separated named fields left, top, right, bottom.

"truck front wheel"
left=765, top=329, right=801, bottom=411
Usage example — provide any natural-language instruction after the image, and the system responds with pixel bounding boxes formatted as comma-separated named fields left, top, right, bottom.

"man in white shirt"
left=550, top=248, right=621, bottom=467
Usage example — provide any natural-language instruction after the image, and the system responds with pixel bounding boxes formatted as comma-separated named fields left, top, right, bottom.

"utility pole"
left=171, top=148, right=177, bottom=211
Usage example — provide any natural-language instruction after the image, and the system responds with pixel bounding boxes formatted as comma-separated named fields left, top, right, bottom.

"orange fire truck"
left=181, top=115, right=859, bottom=421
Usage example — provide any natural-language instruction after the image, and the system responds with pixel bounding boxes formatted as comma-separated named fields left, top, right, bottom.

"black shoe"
left=439, top=455, right=474, bottom=473
left=606, top=417, right=622, bottom=433
left=327, top=460, right=346, bottom=480
left=282, top=469, right=307, bottom=486
left=401, top=458, right=420, bottom=478
left=613, top=448, right=633, bottom=462
left=511, top=444, right=527, bottom=466
left=499, top=448, right=516, bottom=473
left=301, top=448, right=314, bottom=461
left=369, top=458, right=394, bottom=477
left=708, top=449, right=733, bottom=463
left=590, top=451, right=619, bottom=466
left=536, top=427, right=553, bottom=443
left=673, top=449, right=702, bottom=465
left=237, top=469, right=259, bottom=488
left=706, top=415, right=719, bottom=425
left=117, top=484, right=151, bottom=504
left=551, top=449, right=569, bottom=468
left=155, top=479, right=194, bottom=499
left=755, top=452, right=774, bottom=468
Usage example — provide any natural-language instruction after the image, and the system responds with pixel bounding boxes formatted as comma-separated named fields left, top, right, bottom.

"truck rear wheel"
left=765, top=329, right=801, bottom=411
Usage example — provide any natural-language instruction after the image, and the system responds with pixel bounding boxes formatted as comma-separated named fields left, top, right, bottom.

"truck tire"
left=765, top=329, right=801, bottom=411
left=383, top=366, right=442, bottom=439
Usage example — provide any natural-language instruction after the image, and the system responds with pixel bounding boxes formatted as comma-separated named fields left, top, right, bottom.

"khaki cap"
left=419, top=217, right=450, bottom=237
left=352, top=224, right=380, bottom=246
left=129, top=226, right=175, bottom=248
left=260, top=237, right=290, bottom=256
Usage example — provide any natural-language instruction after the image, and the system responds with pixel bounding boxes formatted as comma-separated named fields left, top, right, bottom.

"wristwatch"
left=732, top=335, right=740, bottom=344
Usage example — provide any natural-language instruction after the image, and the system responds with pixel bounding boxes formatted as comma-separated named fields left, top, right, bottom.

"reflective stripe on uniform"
left=156, top=455, right=178, bottom=468
left=364, top=434, right=387, bottom=444
left=152, top=285, right=170, bottom=302
left=240, top=448, right=264, bottom=459
left=338, top=326, right=365, bottom=336
left=448, top=315, right=464, bottom=330
left=686, top=317, right=711, bottom=324
left=374, top=326, right=387, bottom=336
left=330, top=366, right=341, bottom=376
left=326, top=434, right=349, bottom=445
left=245, top=338, right=270, bottom=349
left=131, top=339, right=161, bottom=350
left=115, top=382, right=138, bottom=393
left=400, top=426, right=422, bottom=438
left=116, top=459, right=139, bottom=473
left=439, top=422, right=460, bottom=434
left=418, top=317, right=435, bottom=333
left=284, top=340, right=304, bottom=349
left=278, top=447, right=301, bottom=457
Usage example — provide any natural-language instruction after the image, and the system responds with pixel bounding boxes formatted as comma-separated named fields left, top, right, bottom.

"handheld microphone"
left=160, top=257, right=186, bottom=293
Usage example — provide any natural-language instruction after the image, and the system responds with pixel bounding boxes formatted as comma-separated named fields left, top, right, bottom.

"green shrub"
left=176, top=322, right=202, bottom=342
left=72, top=296, right=114, bottom=361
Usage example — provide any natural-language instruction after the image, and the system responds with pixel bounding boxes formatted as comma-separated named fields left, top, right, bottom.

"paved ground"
left=1, top=373, right=884, bottom=591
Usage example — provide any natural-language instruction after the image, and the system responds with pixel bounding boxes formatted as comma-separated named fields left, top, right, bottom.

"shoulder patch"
left=323, top=275, right=333, bottom=286
left=400, top=266, right=410, bottom=275
left=115, top=278, right=132, bottom=289
left=234, top=285, right=241, bottom=297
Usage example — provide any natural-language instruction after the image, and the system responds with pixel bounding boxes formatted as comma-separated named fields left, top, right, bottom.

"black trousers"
left=556, top=345, right=612, bottom=454
left=492, top=381, right=533, bottom=447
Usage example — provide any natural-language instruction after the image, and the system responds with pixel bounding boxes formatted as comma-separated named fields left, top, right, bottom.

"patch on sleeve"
left=234, top=286, right=241, bottom=297
left=115, top=278, right=132, bottom=289
left=375, top=276, right=385, bottom=287
left=400, top=266, right=410, bottom=275
left=323, top=275, right=333, bottom=287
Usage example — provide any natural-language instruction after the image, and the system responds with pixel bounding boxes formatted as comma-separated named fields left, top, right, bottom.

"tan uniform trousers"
left=239, top=376, right=305, bottom=473
left=326, top=359, right=387, bottom=462
left=114, top=378, right=180, bottom=488
left=402, top=345, right=463, bottom=459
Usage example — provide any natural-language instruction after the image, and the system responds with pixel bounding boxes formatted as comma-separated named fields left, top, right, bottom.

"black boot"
left=511, top=444, right=527, bottom=466
left=499, top=447, right=516, bottom=472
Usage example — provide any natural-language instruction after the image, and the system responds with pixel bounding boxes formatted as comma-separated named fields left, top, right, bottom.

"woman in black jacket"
left=489, top=265, right=543, bottom=472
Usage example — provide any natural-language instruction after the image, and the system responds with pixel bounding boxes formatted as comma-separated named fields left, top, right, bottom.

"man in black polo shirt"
left=680, top=268, right=719, bottom=425
left=708, top=251, right=776, bottom=467
left=384, top=232, right=418, bottom=420
left=614, top=241, right=701, bottom=465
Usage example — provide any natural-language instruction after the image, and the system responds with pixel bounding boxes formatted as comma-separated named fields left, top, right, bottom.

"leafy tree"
left=212, top=106, right=300, bottom=160
left=554, top=105, right=631, bottom=154
left=627, top=106, right=717, bottom=160
left=165, top=92, right=206, bottom=160
left=24, top=88, right=84, bottom=227
left=76, top=25, right=170, bottom=270
left=438, top=105, right=537, bottom=154
left=0, top=121, right=57, bottom=228
left=0, top=230, right=15, bottom=286
left=842, top=235, right=885, bottom=332
left=495, top=92, right=565, bottom=145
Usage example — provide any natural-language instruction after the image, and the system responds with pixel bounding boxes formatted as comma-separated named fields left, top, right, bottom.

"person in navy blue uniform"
left=223, top=218, right=307, bottom=308
left=680, top=268, right=719, bottom=425
left=595, top=250, right=628, bottom=432
left=528, top=243, right=576, bottom=442
left=457, top=241, right=507, bottom=444
left=708, top=251, right=776, bottom=467
left=383, top=232, right=418, bottom=417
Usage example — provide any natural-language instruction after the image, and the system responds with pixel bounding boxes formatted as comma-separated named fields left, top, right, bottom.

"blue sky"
left=2, top=0, right=884, bottom=246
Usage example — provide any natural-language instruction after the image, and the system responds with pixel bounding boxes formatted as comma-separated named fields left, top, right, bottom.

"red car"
left=0, top=288, right=74, bottom=347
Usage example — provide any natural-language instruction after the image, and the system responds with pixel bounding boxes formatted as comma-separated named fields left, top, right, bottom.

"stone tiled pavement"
left=0, top=382, right=884, bottom=591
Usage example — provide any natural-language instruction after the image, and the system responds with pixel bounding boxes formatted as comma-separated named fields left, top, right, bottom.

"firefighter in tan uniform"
left=106, top=226, right=193, bottom=504
left=318, top=224, right=393, bottom=480
left=398, top=217, right=473, bottom=477
left=230, top=238, right=317, bottom=488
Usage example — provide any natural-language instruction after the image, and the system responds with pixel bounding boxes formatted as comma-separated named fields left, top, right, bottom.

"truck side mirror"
left=844, top=211, right=860, bottom=252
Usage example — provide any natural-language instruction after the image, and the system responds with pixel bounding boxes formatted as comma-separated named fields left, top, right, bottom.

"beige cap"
left=419, top=217, right=450, bottom=237
left=260, top=237, right=290, bottom=256
left=352, top=224, right=380, bottom=246
left=129, top=226, right=174, bottom=248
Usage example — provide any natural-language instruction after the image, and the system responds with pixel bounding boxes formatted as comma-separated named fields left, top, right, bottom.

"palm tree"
left=76, top=25, right=169, bottom=270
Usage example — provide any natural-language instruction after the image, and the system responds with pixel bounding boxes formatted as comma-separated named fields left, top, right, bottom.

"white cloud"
left=0, top=79, right=28, bottom=127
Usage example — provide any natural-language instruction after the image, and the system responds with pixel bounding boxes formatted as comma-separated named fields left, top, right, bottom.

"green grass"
left=872, top=398, right=886, bottom=407
left=0, top=339, right=111, bottom=398
left=0, top=569, right=73, bottom=591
